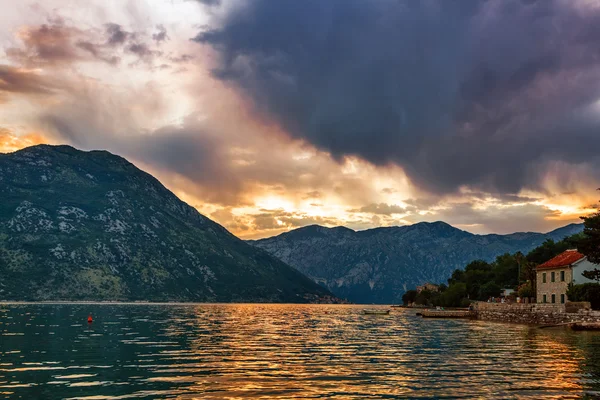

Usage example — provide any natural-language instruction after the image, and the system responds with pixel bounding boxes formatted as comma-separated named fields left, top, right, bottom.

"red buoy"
left=87, top=314, right=93, bottom=323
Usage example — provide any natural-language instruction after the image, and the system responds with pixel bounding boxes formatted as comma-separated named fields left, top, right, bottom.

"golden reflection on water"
left=1, top=303, right=600, bottom=399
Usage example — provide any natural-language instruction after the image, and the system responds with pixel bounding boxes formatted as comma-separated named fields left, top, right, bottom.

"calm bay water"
left=1, top=304, right=600, bottom=399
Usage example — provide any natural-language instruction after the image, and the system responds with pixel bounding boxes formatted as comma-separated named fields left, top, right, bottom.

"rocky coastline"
left=473, top=301, right=600, bottom=325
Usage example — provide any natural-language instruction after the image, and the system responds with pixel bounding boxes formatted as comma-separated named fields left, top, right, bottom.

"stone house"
left=417, top=283, right=439, bottom=293
left=536, top=249, right=596, bottom=304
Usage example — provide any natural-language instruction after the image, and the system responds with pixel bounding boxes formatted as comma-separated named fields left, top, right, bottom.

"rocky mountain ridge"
left=0, top=145, right=335, bottom=302
left=249, top=221, right=584, bottom=304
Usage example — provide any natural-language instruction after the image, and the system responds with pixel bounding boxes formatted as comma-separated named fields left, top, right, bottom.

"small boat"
left=570, top=322, right=600, bottom=331
left=363, top=309, right=390, bottom=315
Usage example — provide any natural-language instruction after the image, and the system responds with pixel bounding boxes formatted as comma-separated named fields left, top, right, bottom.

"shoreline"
left=0, top=301, right=370, bottom=306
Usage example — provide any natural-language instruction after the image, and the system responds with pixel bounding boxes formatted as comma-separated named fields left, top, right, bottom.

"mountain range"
left=249, top=222, right=584, bottom=304
left=0, top=145, right=336, bottom=303
left=0, top=144, right=585, bottom=305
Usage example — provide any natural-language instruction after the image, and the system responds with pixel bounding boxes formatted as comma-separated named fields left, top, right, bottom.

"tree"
left=567, top=283, right=600, bottom=310
left=414, top=289, right=440, bottom=306
left=402, top=290, right=417, bottom=305
left=479, top=282, right=501, bottom=299
left=463, top=261, right=494, bottom=300
left=526, top=237, right=578, bottom=265
left=521, top=260, right=537, bottom=289
left=492, top=253, right=519, bottom=288
left=447, top=269, right=464, bottom=285
left=517, top=281, right=534, bottom=299
left=438, top=283, right=467, bottom=307
left=579, top=191, right=600, bottom=263
left=414, top=289, right=431, bottom=306
left=515, top=251, right=524, bottom=286
left=465, top=260, right=492, bottom=273
left=582, top=268, right=600, bottom=283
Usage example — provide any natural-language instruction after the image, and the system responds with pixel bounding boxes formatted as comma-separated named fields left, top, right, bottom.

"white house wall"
left=572, top=259, right=598, bottom=284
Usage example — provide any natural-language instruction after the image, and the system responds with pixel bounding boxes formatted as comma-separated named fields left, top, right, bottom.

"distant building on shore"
left=417, top=283, right=439, bottom=293
left=536, top=249, right=596, bottom=304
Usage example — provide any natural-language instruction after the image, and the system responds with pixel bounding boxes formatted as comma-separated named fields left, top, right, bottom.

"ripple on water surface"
left=1, top=303, right=600, bottom=399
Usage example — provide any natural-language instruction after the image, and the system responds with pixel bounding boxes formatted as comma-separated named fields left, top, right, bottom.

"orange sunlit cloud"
left=0, top=129, right=51, bottom=153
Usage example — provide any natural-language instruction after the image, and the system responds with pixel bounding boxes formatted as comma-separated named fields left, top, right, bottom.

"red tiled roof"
left=537, top=249, right=585, bottom=270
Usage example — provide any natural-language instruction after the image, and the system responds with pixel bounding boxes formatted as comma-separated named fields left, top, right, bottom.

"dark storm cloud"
left=195, top=0, right=600, bottom=195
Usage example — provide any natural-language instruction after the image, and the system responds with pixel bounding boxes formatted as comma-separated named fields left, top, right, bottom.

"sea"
left=1, top=303, right=599, bottom=399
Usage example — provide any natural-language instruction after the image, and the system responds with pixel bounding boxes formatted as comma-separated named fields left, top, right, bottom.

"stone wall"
left=473, top=301, right=600, bottom=325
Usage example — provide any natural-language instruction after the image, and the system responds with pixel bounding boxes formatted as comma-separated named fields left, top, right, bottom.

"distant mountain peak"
left=250, top=221, right=583, bottom=304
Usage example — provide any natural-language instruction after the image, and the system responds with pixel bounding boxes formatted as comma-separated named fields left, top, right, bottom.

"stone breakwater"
left=473, top=302, right=600, bottom=325
left=421, top=309, right=474, bottom=318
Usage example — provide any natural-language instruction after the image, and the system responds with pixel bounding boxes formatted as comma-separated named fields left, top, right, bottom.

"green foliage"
left=526, top=234, right=584, bottom=264
left=579, top=197, right=600, bottom=263
left=582, top=269, right=600, bottom=283
left=479, top=281, right=501, bottom=299
left=492, top=253, right=519, bottom=288
left=517, top=281, right=534, bottom=298
left=423, top=232, right=585, bottom=308
left=447, top=269, right=465, bottom=285
left=520, top=260, right=537, bottom=289
left=566, top=283, right=600, bottom=310
left=438, top=283, right=467, bottom=307
left=414, top=289, right=438, bottom=306
left=402, top=289, right=417, bottom=305
left=465, top=260, right=492, bottom=273
left=463, top=261, right=493, bottom=300
left=460, top=298, right=472, bottom=308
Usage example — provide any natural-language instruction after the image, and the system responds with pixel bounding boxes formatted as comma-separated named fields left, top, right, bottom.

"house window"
left=561, top=294, right=565, bottom=304
left=551, top=272, right=555, bottom=282
left=561, top=271, right=565, bottom=282
left=543, top=294, right=547, bottom=303
left=543, top=273, right=547, bottom=283
left=551, top=294, right=556, bottom=304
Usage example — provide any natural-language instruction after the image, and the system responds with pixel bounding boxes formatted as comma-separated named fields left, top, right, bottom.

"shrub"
left=438, top=283, right=467, bottom=307
left=567, top=283, right=600, bottom=310
left=460, top=298, right=472, bottom=308
left=415, top=289, right=439, bottom=306
left=478, top=282, right=501, bottom=300
left=517, top=281, right=534, bottom=298
left=402, top=290, right=417, bottom=305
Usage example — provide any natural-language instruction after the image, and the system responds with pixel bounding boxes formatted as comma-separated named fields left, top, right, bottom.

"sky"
left=1, top=0, right=599, bottom=239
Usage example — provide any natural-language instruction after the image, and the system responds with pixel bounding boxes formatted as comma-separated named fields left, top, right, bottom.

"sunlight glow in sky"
left=1, top=0, right=598, bottom=239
